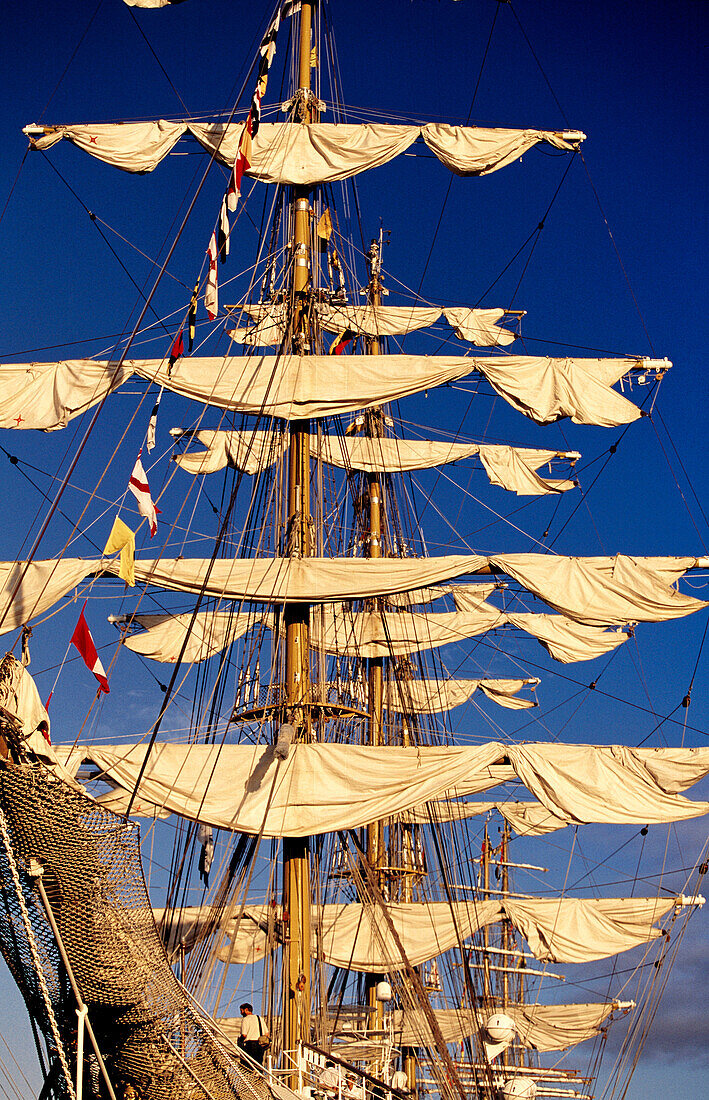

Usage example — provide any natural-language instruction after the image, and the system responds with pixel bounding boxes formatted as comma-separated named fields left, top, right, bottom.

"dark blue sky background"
left=0, top=1, right=706, bottom=1096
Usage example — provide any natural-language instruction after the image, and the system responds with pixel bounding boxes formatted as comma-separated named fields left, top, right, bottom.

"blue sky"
left=0, top=1, right=707, bottom=1096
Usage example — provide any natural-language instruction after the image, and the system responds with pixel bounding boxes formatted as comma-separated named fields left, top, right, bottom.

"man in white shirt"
left=344, top=1075, right=365, bottom=1100
left=390, top=1070, right=409, bottom=1094
left=319, top=1061, right=342, bottom=1095
left=239, top=1002, right=268, bottom=1066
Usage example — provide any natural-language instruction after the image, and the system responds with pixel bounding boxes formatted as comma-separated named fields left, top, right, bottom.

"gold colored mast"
left=282, top=0, right=315, bottom=1075
left=363, top=236, right=386, bottom=1043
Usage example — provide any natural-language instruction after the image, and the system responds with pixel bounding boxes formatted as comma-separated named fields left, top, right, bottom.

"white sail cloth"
left=383, top=678, right=537, bottom=712
left=55, top=741, right=510, bottom=837
left=310, top=607, right=505, bottom=657
left=505, top=613, right=628, bottom=663
left=0, top=656, right=50, bottom=743
left=503, top=896, right=676, bottom=963
left=173, top=431, right=574, bottom=495
left=491, top=553, right=707, bottom=626
left=315, top=305, right=518, bottom=347
left=0, top=355, right=476, bottom=427
left=172, top=430, right=288, bottom=476
left=318, top=437, right=574, bottom=495
left=120, top=605, right=503, bottom=663
left=392, top=1002, right=618, bottom=1051
left=0, top=553, right=703, bottom=638
left=228, top=302, right=289, bottom=347
left=167, top=894, right=678, bottom=970
left=157, top=906, right=269, bottom=964
left=0, top=558, right=97, bottom=634
left=124, top=611, right=262, bottom=664
left=474, top=356, right=666, bottom=427
left=0, top=354, right=661, bottom=429
left=120, top=604, right=622, bottom=668
left=31, top=121, right=584, bottom=181
left=476, top=446, right=575, bottom=495
left=125, top=555, right=490, bottom=604
left=507, top=743, right=709, bottom=826
left=314, top=900, right=499, bottom=971
left=53, top=741, right=709, bottom=837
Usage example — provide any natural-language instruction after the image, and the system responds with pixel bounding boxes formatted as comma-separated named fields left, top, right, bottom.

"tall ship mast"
left=0, top=3, right=706, bottom=1100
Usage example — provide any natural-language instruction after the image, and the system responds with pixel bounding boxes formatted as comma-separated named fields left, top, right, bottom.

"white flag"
left=205, top=232, right=218, bottom=320
left=128, top=452, right=158, bottom=537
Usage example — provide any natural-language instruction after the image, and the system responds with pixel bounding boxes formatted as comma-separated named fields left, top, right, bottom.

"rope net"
left=0, top=752, right=270, bottom=1100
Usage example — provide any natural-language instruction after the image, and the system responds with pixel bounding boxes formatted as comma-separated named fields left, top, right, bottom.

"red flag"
left=169, top=329, right=184, bottom=367
left=71, top=603, right=110, bottom=694
left=328, top=328, right=355, bottom=355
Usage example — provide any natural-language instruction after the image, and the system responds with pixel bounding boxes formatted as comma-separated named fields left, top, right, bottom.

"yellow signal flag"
left=103, top=517, right=136, bottom=588
left=310, top=46, right=318, bottom=68
left=316, top=207, right=333, bottom=244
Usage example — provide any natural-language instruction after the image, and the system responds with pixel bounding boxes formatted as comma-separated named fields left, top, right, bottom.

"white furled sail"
left=0, top=360, right=133, bottom=431
left=172, top=429, right=287, bottom=476
left=0, top=354, right=663, bottom=428
left=122, top=555, right=491, bottom=603
left=443, top=307, right=519, bottom=347
left=53, top=741, right=709, bottom=836
left=317, top=304, right=443, bottom=337
left=503, top=895, right=678, bottom=964
left=227, top=302, right=289, bottom=347
left=232, top=302, right=519, bottom=348
left=165, top=894, right=685, bottom=971
left=316, top=900, right=500, bottom=971
left=310, top=607, right=505, bottom=657
left=491, top=553, right=707, bottom=626
left=174, top=431, right=576, bottom=496
left=55, top=741, right=511, bottom=836
left=505, top=612, right=628, bottom=663
left=29, top=120, right=584, bottom=182
left=392, top=1002, right=620, bottom=1051
left=316, top=304, right=519, bottom=346
left=0, top=355, right=476, bottom=426
left=383, top=678, right=538, bottom=712
left=120, top=603, right=502, bottom=664
left=123, top=611, right=261, bottom=664
left=474, top=356, right=669, bottom=427
left=507, top=742, right=709, bottom=826
left=1, top=553, right=703, bottom=636
left=0, top=558, right=99, bottom=634
left=154, top=906, right=268, bottom=964
left=476, top=445, right=576, bottom=495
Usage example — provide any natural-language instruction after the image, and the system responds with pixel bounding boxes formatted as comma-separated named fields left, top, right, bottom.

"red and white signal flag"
left=128, top=452, right=159, bottom=537
left=71, top=603, right=110, bottom=694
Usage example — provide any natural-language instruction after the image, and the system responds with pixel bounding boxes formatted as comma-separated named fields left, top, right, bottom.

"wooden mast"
left=282, top=0, right=315, bottom=1078
left=363, top=236, right=386, bottom=1046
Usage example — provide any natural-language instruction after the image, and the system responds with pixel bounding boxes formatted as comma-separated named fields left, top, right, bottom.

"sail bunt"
left=25, top=120, right=585, bottom=181
left=230, top=302, right=521, bottom=347
left=0, top=553, right=705, bottom=637
left=117, top=604, right=625, bottom=665
left=0, top=354, right=669, bottom=429
left=155, top=895, right=690, bottom=972
left=172, top=429, right=578, bottom=495
left=390, top=1002, right=627, bottom=1052
left=53, top=741, right=709, bottom=835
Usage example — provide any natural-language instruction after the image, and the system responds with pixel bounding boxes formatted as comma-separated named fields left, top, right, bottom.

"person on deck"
left=319, top=1060, right=342, bottom=1096
left=238, top=1002, right=269, bottom=1066
left=344, top=1074, right=365, bottom=1100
